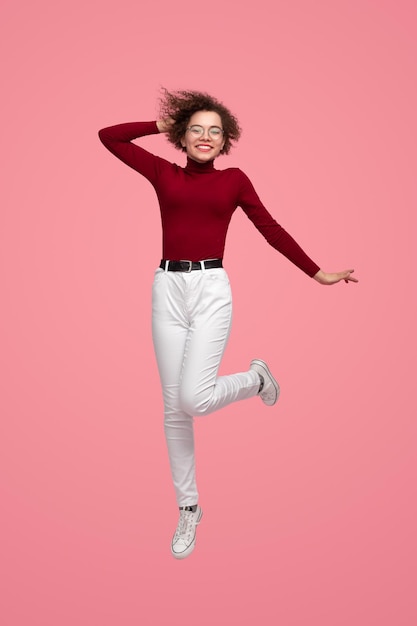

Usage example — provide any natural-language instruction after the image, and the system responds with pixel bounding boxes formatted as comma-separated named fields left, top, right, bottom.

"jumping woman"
left=98, top=89, right=357, bottom=559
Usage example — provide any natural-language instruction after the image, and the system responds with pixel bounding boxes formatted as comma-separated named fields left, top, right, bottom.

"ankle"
left=180, top=504, right=198, bottom=513
left=258, top=374, right=264, bottom=393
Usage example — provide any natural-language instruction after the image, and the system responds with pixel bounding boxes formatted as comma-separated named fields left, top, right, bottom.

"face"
left=181, top=110, right=226, bottom=163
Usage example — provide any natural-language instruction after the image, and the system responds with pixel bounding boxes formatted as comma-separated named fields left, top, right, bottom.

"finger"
left=342, top=270, right=358, bottom=284
left=346, top=274, right=359, bottom=283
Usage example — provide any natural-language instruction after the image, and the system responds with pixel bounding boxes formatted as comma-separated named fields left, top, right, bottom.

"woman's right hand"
left=156, top=117, right=175, bottom=133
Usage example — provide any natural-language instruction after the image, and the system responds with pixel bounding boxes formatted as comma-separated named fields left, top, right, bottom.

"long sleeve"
left=237, top=171, right=320, bottom=277
left=98, top=121, right=168, bottom=186
left=99, top=122, right=322, bottom=270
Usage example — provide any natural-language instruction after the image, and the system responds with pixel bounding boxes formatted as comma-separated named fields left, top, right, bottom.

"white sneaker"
left=250, top=359, right=280, bottom=406
left=171, top=506, right=203, bottom=559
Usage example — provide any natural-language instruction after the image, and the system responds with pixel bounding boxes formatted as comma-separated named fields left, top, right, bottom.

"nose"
left=200, top=128, right=211, bottom=141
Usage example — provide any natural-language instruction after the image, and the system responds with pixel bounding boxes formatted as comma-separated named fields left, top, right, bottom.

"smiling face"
left=181, top=110, right=226, bottom=163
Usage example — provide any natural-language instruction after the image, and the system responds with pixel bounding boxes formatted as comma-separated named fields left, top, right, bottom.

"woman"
left=99, top=89, right=357, bottom=559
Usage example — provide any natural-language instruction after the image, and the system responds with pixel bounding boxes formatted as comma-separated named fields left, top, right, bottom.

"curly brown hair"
left=159, top=88, right=241, bottom=155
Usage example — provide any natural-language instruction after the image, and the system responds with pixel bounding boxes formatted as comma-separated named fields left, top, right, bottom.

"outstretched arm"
left=313, top=269, right=358, bottom=285
left=237, top=172, right=358, bottom=284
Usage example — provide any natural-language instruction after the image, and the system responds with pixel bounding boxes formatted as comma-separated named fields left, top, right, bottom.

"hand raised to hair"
left=156, top=117, right=175, bottom=133
left=313, top=269, right=358, bottom=285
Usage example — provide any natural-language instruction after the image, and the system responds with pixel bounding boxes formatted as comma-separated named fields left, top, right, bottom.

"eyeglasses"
left=186, top=125, right=224, bottom=140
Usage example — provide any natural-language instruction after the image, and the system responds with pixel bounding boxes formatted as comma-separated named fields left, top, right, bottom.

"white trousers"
left=151, top=266, right=260, bottom=507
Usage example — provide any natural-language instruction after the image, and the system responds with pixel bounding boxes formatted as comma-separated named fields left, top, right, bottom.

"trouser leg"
left=152, top=269, right=198, bottom=507
left=152, top=267, right=260, bottom=507
left=179, top=268, right=260, bottom=416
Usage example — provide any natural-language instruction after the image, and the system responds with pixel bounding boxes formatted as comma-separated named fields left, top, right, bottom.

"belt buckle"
left=181, top=260, right=193, bottom=273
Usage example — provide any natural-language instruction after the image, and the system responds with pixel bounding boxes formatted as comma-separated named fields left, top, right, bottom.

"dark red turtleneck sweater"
left=98, top=121, right=320, bottom=277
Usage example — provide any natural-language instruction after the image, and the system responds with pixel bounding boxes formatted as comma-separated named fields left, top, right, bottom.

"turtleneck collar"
left=185, top=156, right=216, bottom=174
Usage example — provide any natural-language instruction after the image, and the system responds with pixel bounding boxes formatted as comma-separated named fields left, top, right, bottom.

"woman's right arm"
left=155, top=118, right=174, bottom=133
left=98, top=121, right=166, bottom=184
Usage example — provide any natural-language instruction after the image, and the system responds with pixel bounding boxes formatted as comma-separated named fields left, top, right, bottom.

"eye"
left=189, top=125, right=203, bottom=136
left=209, top=127, right=223, bottom=138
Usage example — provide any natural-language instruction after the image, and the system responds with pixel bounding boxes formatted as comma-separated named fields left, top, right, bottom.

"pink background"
left=1, top=1, right=416, bottom=624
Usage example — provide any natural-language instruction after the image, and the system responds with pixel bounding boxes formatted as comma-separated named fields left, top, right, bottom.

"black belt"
left=160, top=259, right=223, bottom=272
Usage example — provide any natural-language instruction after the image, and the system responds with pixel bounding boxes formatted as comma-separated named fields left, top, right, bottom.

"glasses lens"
left=209, top=127, right=223, bottom=139
left=188, top=125, right=204, bottom=137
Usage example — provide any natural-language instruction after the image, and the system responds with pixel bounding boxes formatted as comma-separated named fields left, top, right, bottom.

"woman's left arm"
left=313, top=269, right=358, bottom=285
left=237, top=171, right=358, bottom=284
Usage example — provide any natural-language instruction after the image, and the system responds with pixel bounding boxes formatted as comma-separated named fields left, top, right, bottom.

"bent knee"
left=179, top=389, right=211, bottom=417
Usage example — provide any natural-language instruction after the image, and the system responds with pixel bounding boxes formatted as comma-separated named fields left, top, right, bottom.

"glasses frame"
left=186, top=125, right=225, bottom=140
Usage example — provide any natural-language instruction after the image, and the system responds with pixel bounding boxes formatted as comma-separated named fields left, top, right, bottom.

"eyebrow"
left=190, top=125, right=223, bottom=129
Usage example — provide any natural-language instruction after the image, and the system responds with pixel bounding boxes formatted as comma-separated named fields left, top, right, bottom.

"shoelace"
left=174, top=509, right=196, bottom=542
left=262, top=387, right=275, bottom=401
left=260, top=377, right=277, bottom=401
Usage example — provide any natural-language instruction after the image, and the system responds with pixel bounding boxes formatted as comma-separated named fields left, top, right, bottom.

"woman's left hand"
left=313, top=269, right=358, bottom=285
